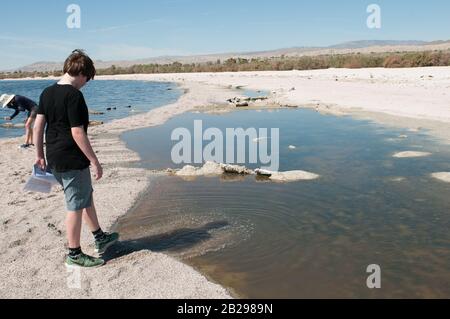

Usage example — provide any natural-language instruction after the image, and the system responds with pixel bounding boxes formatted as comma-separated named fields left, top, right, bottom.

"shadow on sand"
left=103, top=220, right=230, bottom=262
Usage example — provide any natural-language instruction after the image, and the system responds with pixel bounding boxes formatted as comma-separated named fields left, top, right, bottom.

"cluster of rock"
left=169, top=161, right=319, bottom=183
left=88, top=110, right=104, bottom=115
left=172, top=162, right=252, bottom=176
left=105, top=105, right=132, bottom=111
left=89, top=105, right=131, bottom=114
left=89, top=121, right=104, bottom=127
left=227, top=96, right=269, bottom=107
left=392, top=151, right=450, bottom=184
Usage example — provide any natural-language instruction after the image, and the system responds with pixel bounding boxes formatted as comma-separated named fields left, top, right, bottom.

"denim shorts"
left=52, top=168, right=93, bottom=211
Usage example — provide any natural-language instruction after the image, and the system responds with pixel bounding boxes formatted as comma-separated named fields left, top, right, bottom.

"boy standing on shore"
left=34, top=49, right=119, bottom=268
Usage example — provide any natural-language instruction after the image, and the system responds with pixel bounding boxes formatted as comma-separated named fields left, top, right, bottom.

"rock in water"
left=390, top=177, right=406, bottom=182
left=176, top=162, right=253, bottom=176
left=252, top=137, right=269, bottom=143
left=392, top=151, right=431, bottom=158
left=255, top=168, right=319, bottom=182
left=89, top=110, right=105, bottom=115
left=269, top=170, right=320, bottom=182
left=176, top=162, right=223, bottom=176
left=175, top=162, right=319, bottom=182
left=89, top=121, right=104, bottom=127
left=221, top=163, right=253, bottom=175
left=255, top=169, right=273, bottom=177
left=431, top=172, right=450, bottom=183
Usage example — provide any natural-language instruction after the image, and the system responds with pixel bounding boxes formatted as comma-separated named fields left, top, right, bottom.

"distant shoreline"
left=2, top=48, right=450, bottom=80
left=2, top=39, right=450, bottom=74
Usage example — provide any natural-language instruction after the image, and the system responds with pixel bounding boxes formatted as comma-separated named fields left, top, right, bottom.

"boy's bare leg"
left=66, top=211, right=83, bottom=248
left=82, top=197, right=101, bottom=232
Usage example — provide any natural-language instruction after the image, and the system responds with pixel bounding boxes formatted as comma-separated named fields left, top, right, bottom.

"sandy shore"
left=0, top=81, right=234, bottom=299
left=1, top=67, right=450, bottom=298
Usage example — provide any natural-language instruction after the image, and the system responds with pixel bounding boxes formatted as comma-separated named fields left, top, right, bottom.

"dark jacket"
left=8, top=95, right=38, bottom=120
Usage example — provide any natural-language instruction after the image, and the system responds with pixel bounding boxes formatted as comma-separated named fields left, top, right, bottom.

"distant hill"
left=328, top=40, right=428, bottom=49
left=8, top=40, right=450, bottom=73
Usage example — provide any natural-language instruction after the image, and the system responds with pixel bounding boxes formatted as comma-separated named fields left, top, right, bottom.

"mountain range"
left=8, top=40, right=450, bottom=73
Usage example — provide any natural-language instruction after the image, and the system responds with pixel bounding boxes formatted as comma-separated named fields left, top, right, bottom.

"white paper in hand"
left=24, top=165, right=59, bottom=194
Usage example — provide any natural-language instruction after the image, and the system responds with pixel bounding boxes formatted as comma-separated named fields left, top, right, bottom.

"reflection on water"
left=117, top=109, right=450, bottom=298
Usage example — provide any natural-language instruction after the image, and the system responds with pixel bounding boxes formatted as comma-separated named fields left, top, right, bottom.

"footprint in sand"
left=47, top=223, right=63, bottom=236
left=7, top=199, right=27, bottom=206
left=9, top=238, right=28, bottom=248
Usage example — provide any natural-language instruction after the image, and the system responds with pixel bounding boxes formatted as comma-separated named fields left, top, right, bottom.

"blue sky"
left=1, top=0, right=449, bottom=70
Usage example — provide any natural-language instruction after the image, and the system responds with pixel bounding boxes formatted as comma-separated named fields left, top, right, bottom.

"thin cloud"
left=0, top=35, right=76, bottom=52
left=0, top=35, right=78, bottom=69
left=87, top=19, right=166, bottom=33
left=93, top=44, right=190, bottom=60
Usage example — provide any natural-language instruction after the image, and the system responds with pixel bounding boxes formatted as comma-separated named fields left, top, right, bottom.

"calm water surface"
left=0, top=80, right=181, bottom=139
left=114, top=109, right=450, bottom=298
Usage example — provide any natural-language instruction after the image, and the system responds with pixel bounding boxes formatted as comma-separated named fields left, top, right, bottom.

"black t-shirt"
left=37, top=83, right=90, bottom=172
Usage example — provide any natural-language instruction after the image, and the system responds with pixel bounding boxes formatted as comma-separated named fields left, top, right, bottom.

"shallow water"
left=0, top=80, right=181, bottom=139
left=116, top=109, right=450, bottom=298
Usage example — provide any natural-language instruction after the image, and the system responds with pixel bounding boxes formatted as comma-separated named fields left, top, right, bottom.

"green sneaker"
left=95, top=232, right=120, bottom=254
left=65, top=253, right=105, bottom=268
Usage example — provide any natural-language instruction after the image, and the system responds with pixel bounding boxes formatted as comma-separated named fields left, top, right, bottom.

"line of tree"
left=1, top=50, right=449, bottom=80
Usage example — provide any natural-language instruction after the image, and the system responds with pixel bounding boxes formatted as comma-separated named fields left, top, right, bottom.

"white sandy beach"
left=1, top=67, right=450, bottom=298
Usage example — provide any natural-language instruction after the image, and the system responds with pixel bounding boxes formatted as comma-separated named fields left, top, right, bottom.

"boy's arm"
left=71, top=126, right=103, bottom=180
left=34, top=115, right=47, bottom=170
